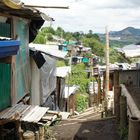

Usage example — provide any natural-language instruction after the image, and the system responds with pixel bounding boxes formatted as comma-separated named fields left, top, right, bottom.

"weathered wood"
left=21, top=106, right=49, bottom=123
left=0, top=56, right=12, bottom=64
left=24, top=5, right=69, bottom=9
left=74, top=111, right=80, bottom=115
left=35, top=131, right=39, bottom=140
left=39, top=126, right=44, bottom=140
left=56, top=78, right=61, bottom=108
left=102, top=73, right=105, bottom=100
left=89, top=94, right=94, bottom=107
left=114, top=86, right=121, bottom=121
left=97, top=76, right=101, bottom=104
left=128, top=117, right=140, bottom=140
left=71, top=110, right=98, bottom=119
left=105, top=26, right=110, bottom=110
left=69, top=94, right=76, bottom=115
left=42, top=114, right=57, bottom=122
left=113, top=70, right=119, bottom=87
left=15, top=121, right=23, bottom=140
left=120, top=96, right=127, bottom=128
left=23, top=131, right=34, bottom=140
left=47, top=110, right=59, bottom=115
left=11, top=56, right=16, bottom=105
left=121, top=84, right=140, bottom=118
left=59, top=112, right=70, bottom=120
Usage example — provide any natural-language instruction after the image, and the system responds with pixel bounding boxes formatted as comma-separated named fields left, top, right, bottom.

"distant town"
left=0, top=0, right=140, bottom=140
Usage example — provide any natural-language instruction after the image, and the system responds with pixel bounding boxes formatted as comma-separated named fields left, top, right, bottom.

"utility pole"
left=105, top=26, right=110, bottom=111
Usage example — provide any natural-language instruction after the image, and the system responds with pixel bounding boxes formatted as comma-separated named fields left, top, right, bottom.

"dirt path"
left=50, top=109, right=120, bottom=140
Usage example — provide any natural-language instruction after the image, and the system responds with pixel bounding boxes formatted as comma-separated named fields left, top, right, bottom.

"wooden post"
left=113, top=70, right=119, bottom=86
left=39, top=126, right=44, bottom=140
left=113, top=70, right=120, bottom=116
left=56, top=78, right=61, bottom=108
left=114, top=86, right=121, bottom=122
left=23, top=131, right=34, bottom=140
left=105, top=26, right=110, bottom=110
left=89, top=94, right=94, bottom=107
left=69, top=94, right=75, bottom=115
left=120, top=96, right=127, bottom=128
left=35, top=131, right=39, bottom=140
left=128, top=117, right=140, bottom=140
left=15, top=121, right=23, bottom=140
left=103, top=72, right=106, bottom=100
left=97, top=75, right=101, bottom=104
left=24, top=5, right=69, bottom=9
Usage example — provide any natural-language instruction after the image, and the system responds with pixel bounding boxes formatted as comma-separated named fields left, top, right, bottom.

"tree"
left=41, top=27, right=55, bottom=35
left=47, top=33, right=53, bottom=41
left=81, top=37, right=104, bottom=57
left=56, top=27, right=65, bottom=37
left=73, top=32, right=81, bottom=41
left=64, top=32, right=74, bottom=41
left=69, top=63, right=89, bottom=93
left=33, top=32, right=46, bottom=44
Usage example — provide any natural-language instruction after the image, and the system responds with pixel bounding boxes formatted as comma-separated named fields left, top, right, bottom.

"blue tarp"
left=0, top=40, right=20, bottom=58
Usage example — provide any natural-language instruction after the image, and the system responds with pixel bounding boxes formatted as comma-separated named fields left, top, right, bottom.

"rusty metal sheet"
left=0, top=104, right=30, bottom=120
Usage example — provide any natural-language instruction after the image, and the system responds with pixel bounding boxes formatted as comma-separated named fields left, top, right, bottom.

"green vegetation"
left=68, top=63, right=89, bottom=93
left=33, top=26, right=134, bottom=113
left=82, top=37, right=104, bottom=57
left=76, top=93, right=88, bottom=112
left=118, top=126, right=128, bottom=140
left=109, top=49, right=129, bottom=63
left=33, top=26, right=128, bottom=63
left=56, top=60, right=66, bottom=67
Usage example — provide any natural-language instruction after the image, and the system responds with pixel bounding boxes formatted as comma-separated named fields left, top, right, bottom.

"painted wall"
left=12, top=18, right=31, bottom=103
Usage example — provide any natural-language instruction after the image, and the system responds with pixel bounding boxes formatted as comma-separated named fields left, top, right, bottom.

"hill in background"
left=99, top=27, right=140, bottom=48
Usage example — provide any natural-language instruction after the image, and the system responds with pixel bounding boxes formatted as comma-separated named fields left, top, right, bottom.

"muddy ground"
left=47, top=108, right=121, bottom=140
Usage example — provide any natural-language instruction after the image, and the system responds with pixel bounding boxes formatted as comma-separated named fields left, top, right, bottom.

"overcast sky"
left=22, top=0, right=140, bottom=33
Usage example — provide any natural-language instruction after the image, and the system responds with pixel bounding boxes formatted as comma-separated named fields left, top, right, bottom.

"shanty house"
left=0, top=1, right=46, bottom=111
left=0, top=1, right=54, bottom=139
left=56, top=66, right=71, bottom=111
left=29, top=43, right=67, bottom=110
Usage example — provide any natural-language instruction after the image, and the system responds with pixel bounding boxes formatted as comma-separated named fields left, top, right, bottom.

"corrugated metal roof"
left=21, top=106, right=49, bottom=123
left=0, top=104, right=30, bottom=120
left=0, top=1, right=52, bottom=21
left=29, top=43, right=67, bottom=59
left=116, top=44, right=140, bottom=58
left=0, top=104, right=49, bottom=123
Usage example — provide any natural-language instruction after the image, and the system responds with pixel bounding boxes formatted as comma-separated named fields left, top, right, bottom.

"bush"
left=69, top=63, right=90, bottom=93
left=76, top=93, right=89, bottom=112
left=118, top=126, right=128, bottom=140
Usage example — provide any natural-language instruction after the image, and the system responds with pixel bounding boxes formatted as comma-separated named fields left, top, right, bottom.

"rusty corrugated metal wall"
left=0, top=63, right=11, bottom=111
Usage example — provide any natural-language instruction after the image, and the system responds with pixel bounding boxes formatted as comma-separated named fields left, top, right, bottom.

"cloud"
left=22, top=0, right=140, bottom=33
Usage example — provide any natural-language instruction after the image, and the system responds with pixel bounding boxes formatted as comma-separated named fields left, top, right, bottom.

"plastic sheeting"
left=64, top=85, right=79, bottom=98
left=56, top=66, right=71, bottom=78
left=40, top=54, right=56, bottom=105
